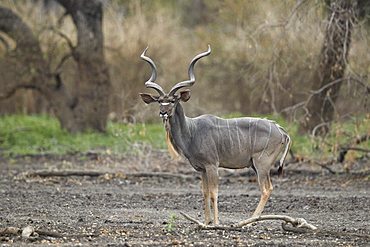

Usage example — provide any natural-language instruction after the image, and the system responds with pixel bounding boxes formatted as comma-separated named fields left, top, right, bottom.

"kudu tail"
left=277, top=132, right=291, bottom=178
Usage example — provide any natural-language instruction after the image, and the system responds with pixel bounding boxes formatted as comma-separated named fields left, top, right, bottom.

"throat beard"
left=163, top=117, right=170, bottom=132
left=163, top=117, right=181, bottom=161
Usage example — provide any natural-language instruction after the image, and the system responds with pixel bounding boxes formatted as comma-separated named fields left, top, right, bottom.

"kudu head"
left=139, top=45, right=211, bottom=120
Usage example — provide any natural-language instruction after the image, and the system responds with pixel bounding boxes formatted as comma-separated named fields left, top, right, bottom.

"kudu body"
left=139, top=46, right=291, bottom=225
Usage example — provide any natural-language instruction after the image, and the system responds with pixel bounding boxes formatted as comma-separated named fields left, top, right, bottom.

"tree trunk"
left=0, top=6, right=77, bottom=131
left=0, top=0, right=111, bottom=133
left=298, top=0, right=358, bottom=135
left=57, top=0, right=111, bottom=132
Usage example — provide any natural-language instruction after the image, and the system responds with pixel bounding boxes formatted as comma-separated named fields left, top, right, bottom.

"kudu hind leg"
left=251, top=159, right=274, bottom=218
left=208, top=166, right=219, bottom=225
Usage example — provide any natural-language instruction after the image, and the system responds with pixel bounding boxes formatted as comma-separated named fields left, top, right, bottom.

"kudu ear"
left=179, top=90, right=191, bottom=102
left=139, top=93, right=158, bottom=104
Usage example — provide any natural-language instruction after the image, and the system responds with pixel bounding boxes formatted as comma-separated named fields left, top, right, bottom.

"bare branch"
left=180, top=212, right=317, bottom=231
left=308, top=77, right=369, bottom=96
left=182, top=211, right=370, bottom=240
left=0, top=83, right=39, bottom=100
left=180, top=212, right=238, bottom=231
left=0, top=35, right=10, bottom=52
left=282, top=222, right=370, bottom=239
left=283, top=76, right=369, bottom=133
left=18, top=170, right=189, bottom=180
left=53, top=53, right=72, bottom=73
left=0, top=226, right=98, bottom=239
left=234, top=214, right=317, bottom=229
left=56, top=9, right=70, bottom=27
left=256, top=0, right=311, bottom=114
left=340, top=147, right=370, bottom=153
left=251, top=0, right=310, bottom=36
left=48, top=27, right=75, bottom=51
left=337, top=133, right=370, bottom=162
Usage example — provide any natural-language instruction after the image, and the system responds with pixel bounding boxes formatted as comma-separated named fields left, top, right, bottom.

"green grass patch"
left=0, top=114, right=368, bottom=164
left=288, top=114, right=370, bottom=162
left=0, top=114, right=166, bottom=157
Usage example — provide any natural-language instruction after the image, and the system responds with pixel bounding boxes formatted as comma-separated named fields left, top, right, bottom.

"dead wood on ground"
left=180, top=212, right=317, bottom=231
left=181, top=212, right=370, bottom=239
left=0, top=226, right=98, bottom=242
left=282, top=222, right=370, bottom=239
left=19, top=170, right=189, bottom=180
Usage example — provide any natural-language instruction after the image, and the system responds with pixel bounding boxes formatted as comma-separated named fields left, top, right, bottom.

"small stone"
left=22, top=226, right=34, bottom=238
left=172, top=240, right=180, bottom=245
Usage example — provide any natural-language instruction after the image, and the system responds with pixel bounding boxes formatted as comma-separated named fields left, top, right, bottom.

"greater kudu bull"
left=139, top=45, right=291, bottom=225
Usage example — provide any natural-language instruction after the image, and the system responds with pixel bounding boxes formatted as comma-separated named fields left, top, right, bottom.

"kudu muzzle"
left=159, top=103, right=170, bottom=120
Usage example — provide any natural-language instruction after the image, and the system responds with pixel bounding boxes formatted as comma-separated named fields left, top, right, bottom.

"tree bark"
left=57, top=0, right=111, bottom=132
left=0, top=1, right=111, bottom=133
left=0, top=6, right=77, bottom=131
left=298, top=0, right=358, bottom=135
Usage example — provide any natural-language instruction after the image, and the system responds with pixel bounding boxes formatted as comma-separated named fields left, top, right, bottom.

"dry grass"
left=0, top=0, right=369, bottom=124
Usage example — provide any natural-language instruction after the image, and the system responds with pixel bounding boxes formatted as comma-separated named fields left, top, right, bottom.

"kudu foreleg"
left=201, top=171, right=212, bottom=225
left=201, top=167, right=220, bottom=225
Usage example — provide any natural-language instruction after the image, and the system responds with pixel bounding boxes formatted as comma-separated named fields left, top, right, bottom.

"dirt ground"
left=0, top=152, right=369, bottom=246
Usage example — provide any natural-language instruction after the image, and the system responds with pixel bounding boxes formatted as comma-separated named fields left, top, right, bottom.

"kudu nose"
left=159, top=110, right=168, bottom=119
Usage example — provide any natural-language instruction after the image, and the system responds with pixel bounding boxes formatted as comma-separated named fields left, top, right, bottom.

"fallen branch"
left=337, top=133, right=370, bottom=163
left=282, top=222, right=370, bottom=239
left=22, top=170, right=103, bottom=178
left=19, top=170, right=190, bottom=179
left=181, top=212, right=370, bottom=239
left=283, top=149, right=336, bottom=174
left=0, top=227, right=20, bottom=235
left=180, top=212, right=239, bottom=231
left=0, top=226, right=98, bottom=241
left=0, top=226, right=62, bottom=238
left=180, top=212, right=316, bottom=231
left=233, top=215, right=317, bottom=229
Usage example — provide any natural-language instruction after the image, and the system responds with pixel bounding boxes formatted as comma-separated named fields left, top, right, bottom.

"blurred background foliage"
left=0, top=0, right=368, bottom=124
left=0, top=0, right=369, bottom=165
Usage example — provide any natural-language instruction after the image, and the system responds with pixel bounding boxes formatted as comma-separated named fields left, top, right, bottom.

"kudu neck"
left=167, top=103, right=193, bottom=146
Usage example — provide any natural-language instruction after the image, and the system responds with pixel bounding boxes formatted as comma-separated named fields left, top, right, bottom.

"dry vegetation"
left=0, top=0, right=369, bottom=124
